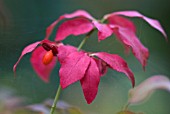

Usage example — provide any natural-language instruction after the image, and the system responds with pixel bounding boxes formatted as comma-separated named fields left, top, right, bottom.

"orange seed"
left=42, top=50, right=54, bottom=65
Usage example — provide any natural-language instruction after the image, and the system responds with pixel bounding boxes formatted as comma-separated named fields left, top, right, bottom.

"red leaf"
left=30, top=46, right=57, bottom=82
left=93, top=58, right=108, bottom=77
left=94, top=52, right=135, bottom=87
left=55, top=17, right=94, bottom=41
left=45, top=10, right=94, bottom=39
left=57, top=45, right=77, bottom=63
left=92, top=21, right=113, bottom=41
left=104, top=11, right=167, bottom=39
left=13, top=41, right=40, bottom=74
left=107, top=15, right=149, bottom=68
left=59, top=51, right=91, bottom=89
left=107, top=15, right=136, bottom=32
left=80, top=58, right=100, bottom=104
left=114, top=28, right=149, bottom=68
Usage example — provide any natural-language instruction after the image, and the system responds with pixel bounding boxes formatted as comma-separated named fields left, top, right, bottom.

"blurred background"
left=0, top=0, right=170, bottom=114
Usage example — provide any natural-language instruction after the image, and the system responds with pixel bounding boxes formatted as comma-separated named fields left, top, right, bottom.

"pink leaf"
left=93, top=21, right=113, bottom=41
left=30, top=46, right=57, bottom=82
left=80, top=58, right=100, bottom=104
left=113, top=28, right=149, bottom=68
left=55, top=17, right=94, bottom=41
left=45, top=10, right=94, bottom=39
left=13, top=41, right=40, bottom=74
left=129, top=75, right=170, bottom=105
left=107, top=15, right=136, bottom=33
left=93, top=58, right=108, bottom=77
left=107, top=15, right=149, bottom=68
left=59, top=52, right=91, bottom=89
left=57, top=45, right=77, bottom=63
left=104, top=11, right=167, bottom=39
left=94, top=52, right=135, bottom=87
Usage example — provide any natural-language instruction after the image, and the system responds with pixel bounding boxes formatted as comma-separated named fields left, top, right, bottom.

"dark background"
left=0, top=0, right=170, bottom=114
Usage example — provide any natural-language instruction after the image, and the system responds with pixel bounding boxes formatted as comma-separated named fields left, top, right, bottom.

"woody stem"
left=50, top=29, right=95, bottom=114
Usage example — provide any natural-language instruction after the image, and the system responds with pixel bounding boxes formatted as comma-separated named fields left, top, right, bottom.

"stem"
left=100, top=18, right=106, bottom=23
left=50, top=85, right=62, bottom=114
left=50, top=29, right=95, bottom=114
left=122, top=102, right=130, bottom=111
left=77, top=29, right=94, bottom=51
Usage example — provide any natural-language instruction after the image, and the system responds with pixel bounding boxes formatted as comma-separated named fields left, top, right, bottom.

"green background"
left=0, top=0, right=170, bottom=114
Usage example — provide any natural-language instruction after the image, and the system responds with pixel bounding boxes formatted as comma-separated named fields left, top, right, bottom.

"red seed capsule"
left=42, top=50, right=54, bottom=65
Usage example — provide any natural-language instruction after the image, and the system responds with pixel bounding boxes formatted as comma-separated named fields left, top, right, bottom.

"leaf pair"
left=13, top=40, right=134, bottom=104
left=59, top=51, right=134, bottom=104
left=46, top=10, right=167, bottom=68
